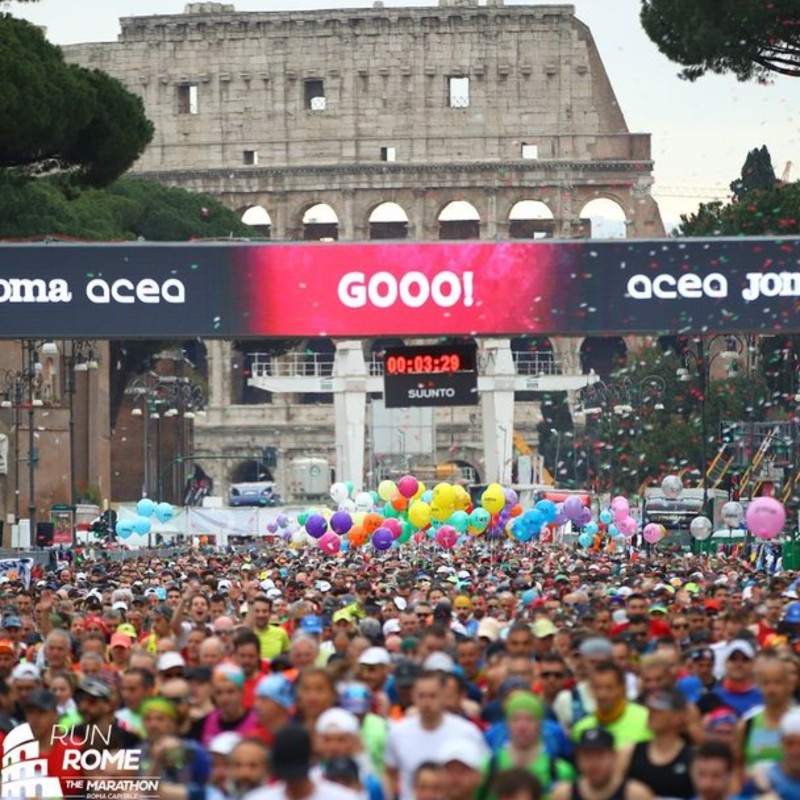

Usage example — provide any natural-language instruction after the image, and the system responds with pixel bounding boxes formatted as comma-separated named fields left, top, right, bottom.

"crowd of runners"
left=2, top=541, right=800, bottom=800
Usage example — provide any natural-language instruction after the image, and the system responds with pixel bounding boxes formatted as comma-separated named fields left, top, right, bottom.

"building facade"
left=61, top=1, right=665, bottom=498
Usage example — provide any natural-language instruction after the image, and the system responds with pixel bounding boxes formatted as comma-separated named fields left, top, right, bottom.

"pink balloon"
left=318, top=531, right=341, bottom=555
left=618, top=516, right=638, bottom=537
left=611, top=496, right=629, bottom=513
left=435, top=525, right=458, bottom=549
left=413, top=531, right=427, bottom=544
left=643, top=523, right=663, bottom=544
left=383, top=518, right=403, bottom=538
left=746, top=497, right=785, bottom=540
left=397, top=475, right=419, bottom=499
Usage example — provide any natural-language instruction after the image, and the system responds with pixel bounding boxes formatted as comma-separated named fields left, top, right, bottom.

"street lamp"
left=67, top=341, right=99, bottom=524
left=126, top=373, right=206, bottom=501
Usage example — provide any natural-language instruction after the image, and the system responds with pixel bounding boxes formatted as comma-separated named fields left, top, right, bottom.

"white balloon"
left=330, top=482, right=349, bottom=503
left=721, top=501, right=744, bottom=528
left=661, top=475, right=683, bottom=500
left=291, top=530, right=306, bottom=545
left=354, top=492, right=373, bottom=512
left=690, top=515, right=713, bottom=541
left=338, top=499, right=356, bottom=513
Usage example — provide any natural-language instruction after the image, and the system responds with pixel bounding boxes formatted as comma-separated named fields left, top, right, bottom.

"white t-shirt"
left=244, top=779, right=359, bottom=800
left=384, top=713, right=488, bottom=800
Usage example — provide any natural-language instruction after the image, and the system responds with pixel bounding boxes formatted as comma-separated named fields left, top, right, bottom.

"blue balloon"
left=578, top=532, right=593, bottom=548
left=155, top=502, right=175, bottom=524
left=535, top=499, right=558, bottom=523
left=133, top=516, right=152, bottom=535
left=521, top=588, right=537, bottom=606
left=608, top=523, right=619, bottom=537
left=583, top=521, right=599, bottom=536
left=421, top=490, right=433, bottom=504
left=136, top=498, right=156, bottom=517
left=515, top=526, right=534, bottom=543
left=599, top=509, right=614, bottom=525
left=115, top=519, right=134, bottom=539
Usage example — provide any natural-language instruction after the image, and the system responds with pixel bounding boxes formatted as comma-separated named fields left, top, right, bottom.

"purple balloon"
left=276, top=514, right=289, bottom=528
left=330, top=511, right=353, bottom=535
left=504, top=488, right=519, bottom=507
left=578, top=507, right=593, bottom=526
left=267, top=522, right=279, bottom=534
left=563, top=495, right=584, bottom=520
left=305, top=514, right=328, bottom=539
left=554, top=511, right=569, bottom=526
left=282, top=531, right=292, bottom=541
left=372, top=527, right=394, bottom=551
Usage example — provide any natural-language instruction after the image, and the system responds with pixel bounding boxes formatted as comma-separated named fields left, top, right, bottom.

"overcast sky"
left=9, top=0, right=800, bottom=228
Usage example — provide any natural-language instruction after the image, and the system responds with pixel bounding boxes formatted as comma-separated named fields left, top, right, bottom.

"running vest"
left=569, top=781, right=626, bottom=800
left=626, top=740, right=693, bottom=799
left=744, top=711, right=784, bottom=767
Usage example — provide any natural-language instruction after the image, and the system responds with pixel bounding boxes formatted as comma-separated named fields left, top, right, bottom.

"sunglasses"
left=672, top=623, right=689, bottom=629
left=540, top=671, right=566, bottom=679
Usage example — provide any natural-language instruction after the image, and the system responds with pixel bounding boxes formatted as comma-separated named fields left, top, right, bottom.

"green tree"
left=640, top=0, right=800, bottom=81
left=730, top=146, right=776, bottom=200
left=0, top=14, right=153, bottom=185
left=678, top=181, right=800, bottom=236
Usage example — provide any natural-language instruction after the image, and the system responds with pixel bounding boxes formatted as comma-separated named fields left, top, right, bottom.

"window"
left=304, top=79, right=326, bottom=111
left=521, top=143, right=539, bottom=160
left=380, top=146, right=396, bottom=162
left=243, top=149, right=258, bottom=166
left=177, top=84, right=199, bottom=115
left=448, top=76, right=470, bottom=108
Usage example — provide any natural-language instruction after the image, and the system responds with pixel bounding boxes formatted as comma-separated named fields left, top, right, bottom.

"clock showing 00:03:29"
left=384, top=353, right=463, bottom=374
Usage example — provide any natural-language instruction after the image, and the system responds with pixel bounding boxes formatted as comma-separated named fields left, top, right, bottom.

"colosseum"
left=58, top=0, right=665, bottom=501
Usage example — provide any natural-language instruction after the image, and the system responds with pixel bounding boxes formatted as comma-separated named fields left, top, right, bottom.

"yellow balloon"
left=468, top=525, right=484, bottom=537
left=430, top=499, right=454, bottom=522
left=378, top=480, right=398, bottom=502
left=408, top=501, right=432, bottom=529
left=352, top=511, right=366, bottom=527
left=481, top=482, right=505, bottom=514
left=454, top=486, right=472, bottom=512
left=433, top=482, right=456, bottom=507
left=412, top=481, right=426, bottom=501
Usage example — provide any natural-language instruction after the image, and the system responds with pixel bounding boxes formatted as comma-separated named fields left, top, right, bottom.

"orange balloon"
left=363, top=513, right=384, bottom=534
left=510, top=504, right=523, bottom=518
left=390, top=494, right=408, bottom=512
left=349, top=525, right=368, bottom=547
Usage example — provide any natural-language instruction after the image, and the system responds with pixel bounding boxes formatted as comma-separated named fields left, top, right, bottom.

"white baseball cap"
left=358, top=647, right=391, bottom=666
left=157, top=652, right=186, bottom=672
left=438, top=737, right=486, bottom=770
left=209, top=731, right=243, bottom=756
left=316, top=707, right=360, bottom=735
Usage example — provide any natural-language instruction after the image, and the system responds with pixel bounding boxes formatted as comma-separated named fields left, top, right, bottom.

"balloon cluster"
left=116, top=498, right=175, bottom=540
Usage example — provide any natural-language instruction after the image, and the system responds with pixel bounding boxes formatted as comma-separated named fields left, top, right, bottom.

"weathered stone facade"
left=62, top=1, right=665, bottom=495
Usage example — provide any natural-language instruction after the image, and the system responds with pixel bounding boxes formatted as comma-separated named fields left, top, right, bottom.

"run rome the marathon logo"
left=1, top=723, right=158, bottom=800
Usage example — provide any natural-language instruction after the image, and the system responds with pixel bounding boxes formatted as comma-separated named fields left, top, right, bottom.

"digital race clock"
left=382, top=343, right=478, bottom=408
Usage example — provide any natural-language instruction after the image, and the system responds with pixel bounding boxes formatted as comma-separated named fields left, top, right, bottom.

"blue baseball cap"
left=255, top=675, right=294, bottom=710
left=300, top=615, right=323, bottom=635
left=785, top=602, right=800, bottom=625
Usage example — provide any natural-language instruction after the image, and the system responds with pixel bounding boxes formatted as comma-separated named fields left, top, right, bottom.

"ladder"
left=739, top=427, right=778, bottom=496
left=782, top=470, right=800, bottom=504
left=705, top=445, right=734, bottom=489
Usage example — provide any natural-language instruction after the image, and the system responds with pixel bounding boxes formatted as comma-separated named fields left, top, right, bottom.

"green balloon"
left=370, top=491, right=380, bottom=505
left=449, top=510, right=470, bottom=533
left=398, top=529, right=413, bottom=544
left=297, top=512, right=309, bottom=526
left=344, top=481, right=355, bottom=496
left=383, top=503, right=401, bottom=519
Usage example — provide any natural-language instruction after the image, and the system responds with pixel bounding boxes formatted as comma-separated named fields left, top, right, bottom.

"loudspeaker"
left=35, top=522, right=54, bottom=548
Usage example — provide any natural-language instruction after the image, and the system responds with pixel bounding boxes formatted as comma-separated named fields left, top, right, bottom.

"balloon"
left=578, top=507, right=593, bottom=526
left=378, top=480, right=398, bottom=502
left=583, top=521, right=599, bottom=536
left=390, top=494, right=408, bottom=512
left=372, top=528, right=394, bottom=551
left=746, top=497, right=786, bottom=540
left=344, top=481, right=355, bottom=497
left=155, top=502, right=175, bottom=524
left=297, top=512, right=309, bottom=526
left=608, top=523, right=619, bottom=537
left=363, top=512, right=384, bottom=534
left=504, top=488, right=519, bottom=508
left=554, top=510, right=569, bottom=526
left=618, top=516, right=638, bottom=537
left=599, top=509, right=613, bottom=525
left=291, top=530, right=306, bottom=546
left=661, top=475, right=683, bottom=499
left=136, top=498, right=156, bottom=517
left=430, top=499, right=453, bottom=522
left=412, top=481, right=426, bottom=501
left=433, top=482, right=456, bottom=506
left=370, top=491, right=381, bottom=506
left=305, top=514, right=328, bottom=539
left=578, top=532, right=593, bottom=548
left=469, top=507, right=491, bottom=533
left=267, top=522, right=279, bottom=534
left=481, top=483, right=505, bottom=514
left=421, top=490, right=433, bottom=504
left=330, top=482, right=349, bottom=503
left=115, top=519, right=134, bottom=539
left=354, top=492, right=373, bottom=512
left=408, top=502, right=432, bottom=529
left=721, top=501, right=745, bottom=528
left=453, top=486, right=472, bottom=512
left=133, top=516, right=151, bottom=535
left=397, top=475, right=419, bottom=499
left=329, top=511, right=353, bottom=535
left=643, top=523, right=663, bottom=544
left=509, top=504, right=523, bottom=518
left=318, top=532, right=341, bottom=555
left=383, top=518, right=403, bottom=538
left=348, top=525, right=368, bottom=547
left=276, top=514, right=289, bottom=528
left=435, top=525, right=458, bottom=549
left=690, top=515, right=713, bottom=541
left=383, top=502, right=401, bottom=519
left=448, top=510, right=470, bottom=533
left=535, top=500, right=558, bottom=523
left=562, top=495, right=584, bottom=521
left=610, top=496, right=630, bottom=514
